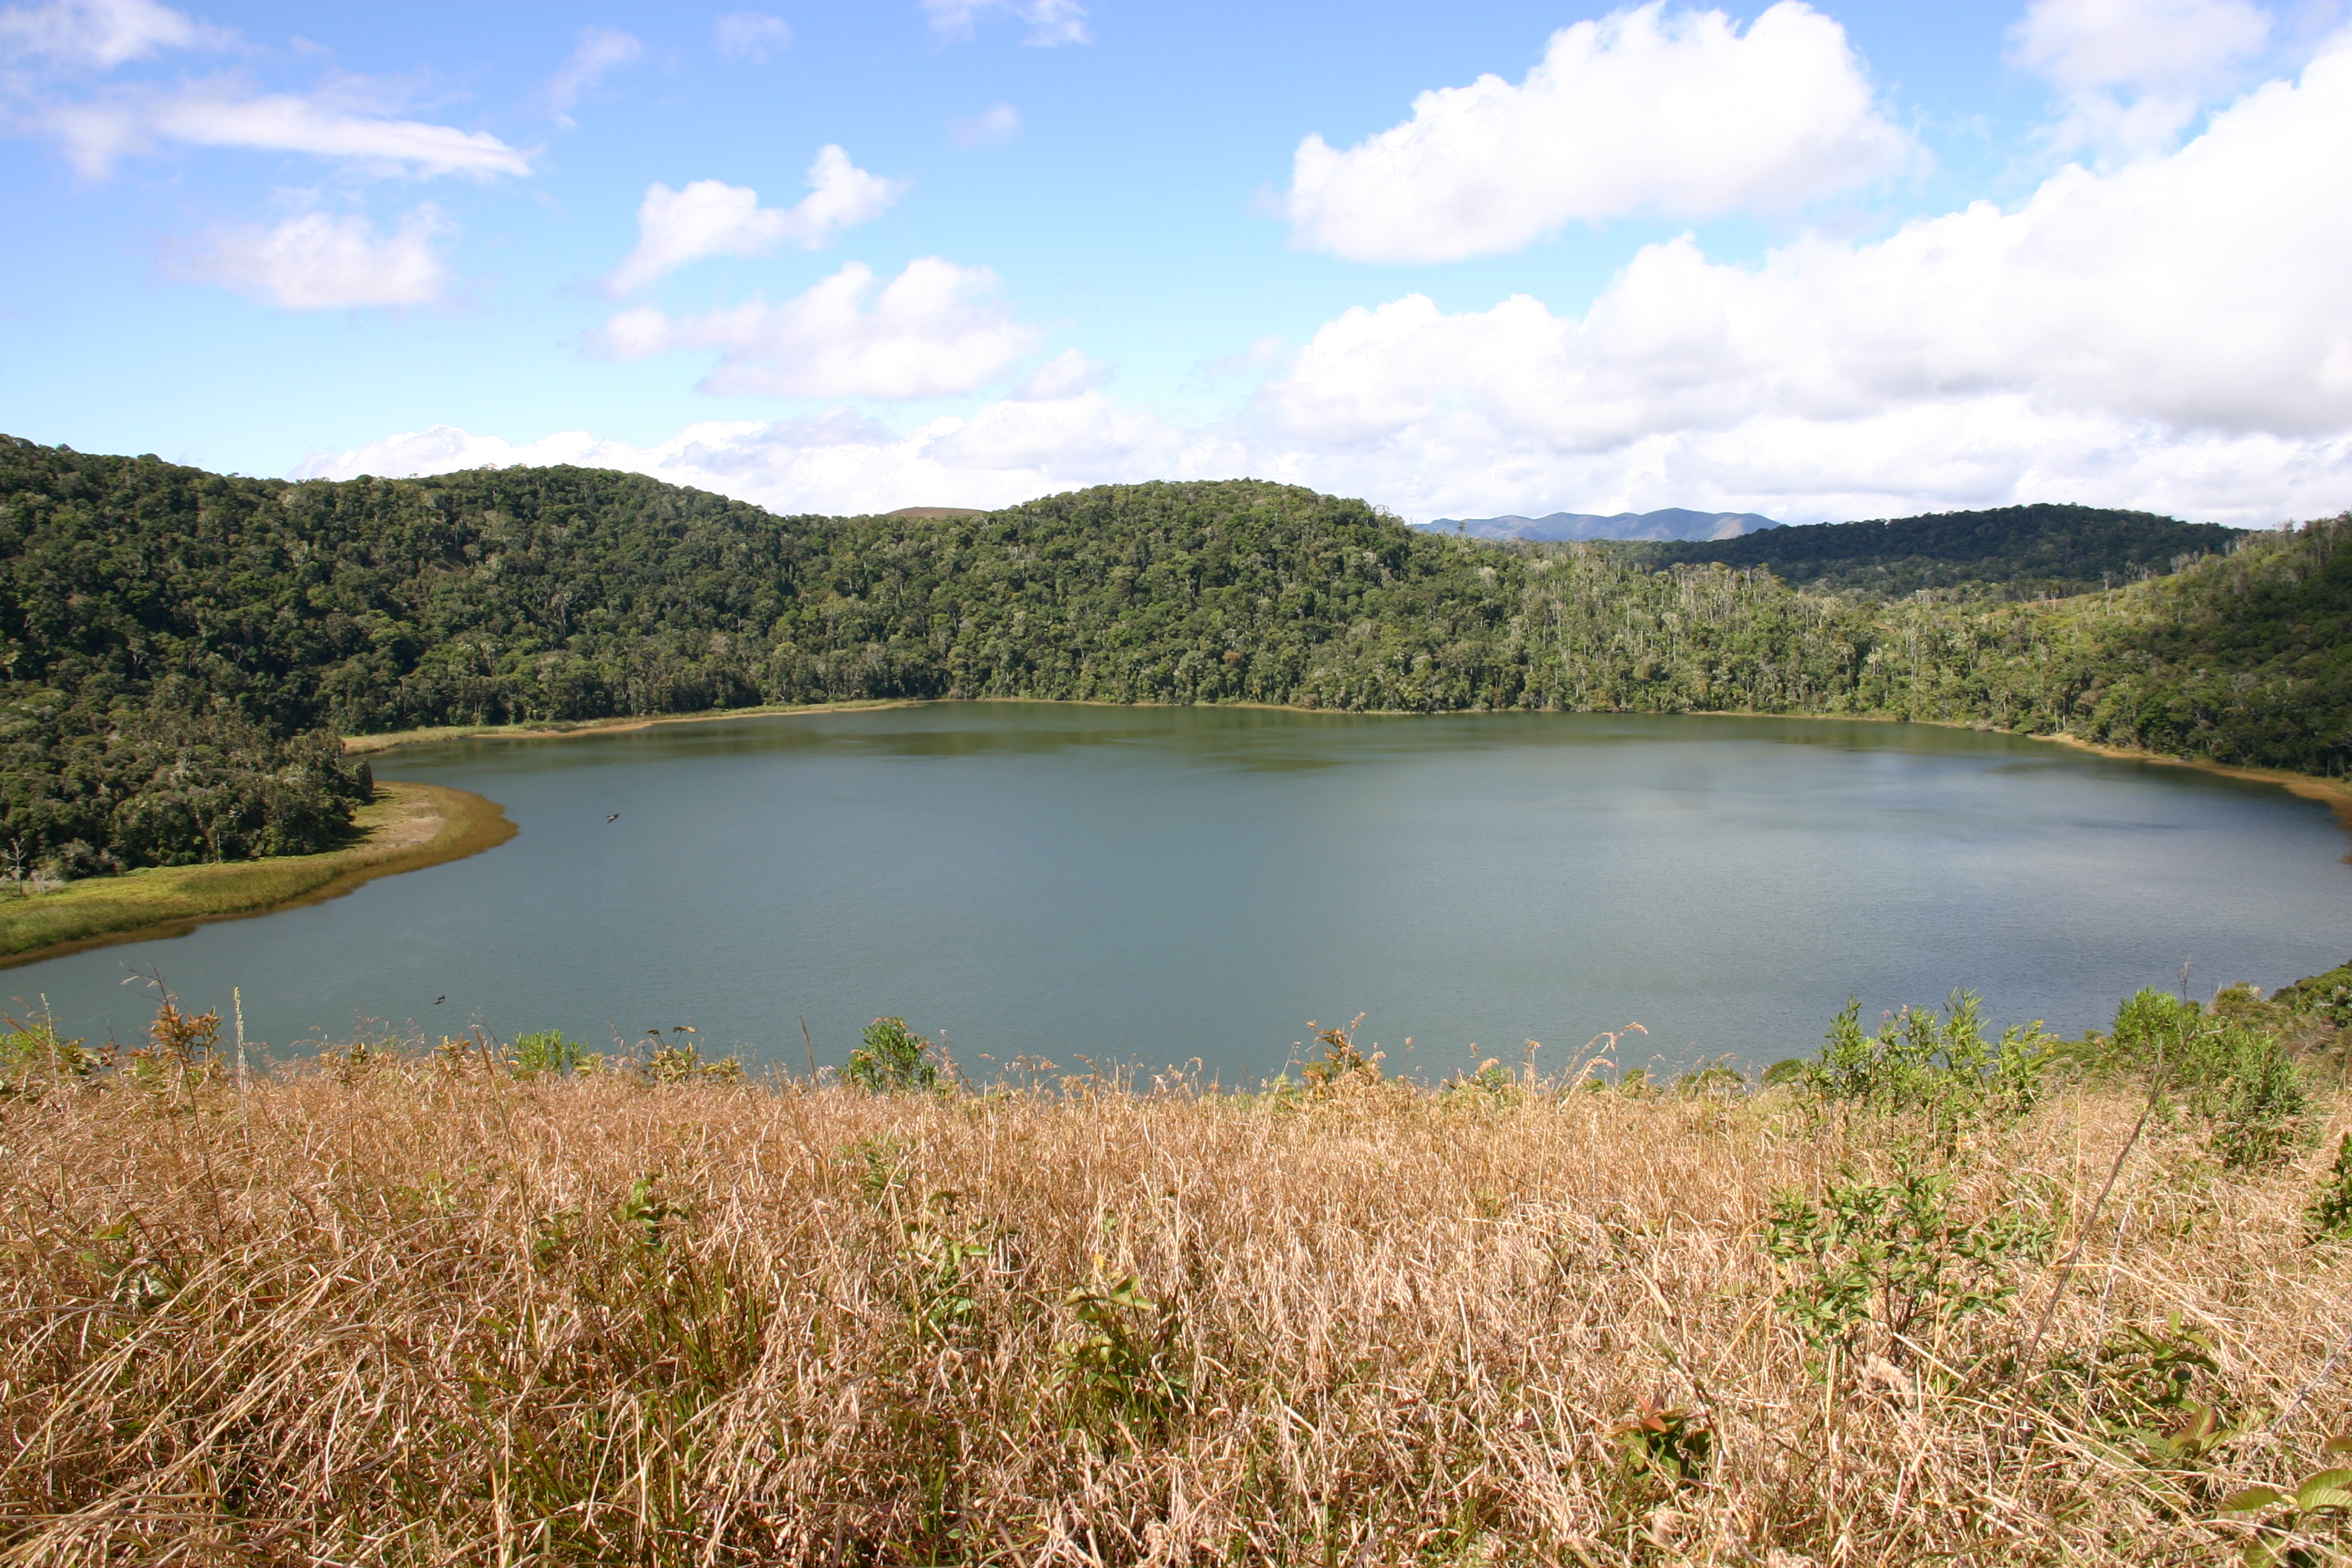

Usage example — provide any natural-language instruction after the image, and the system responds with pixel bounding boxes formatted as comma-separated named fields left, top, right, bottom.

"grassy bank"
left=341, top=698, right=911, bottom=756
left=5, top=985, right=2352, bottom=1563
left=0, top=780, right=513, bottom=965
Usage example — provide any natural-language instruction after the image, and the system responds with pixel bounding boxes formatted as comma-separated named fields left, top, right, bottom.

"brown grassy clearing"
left=3, top=1034, right=2350, bottom=1565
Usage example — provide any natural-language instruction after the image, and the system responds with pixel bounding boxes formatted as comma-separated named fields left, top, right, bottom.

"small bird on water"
left=435, top=995, right=446, bottom=1004
left=607, top=813, right=620, bottom=823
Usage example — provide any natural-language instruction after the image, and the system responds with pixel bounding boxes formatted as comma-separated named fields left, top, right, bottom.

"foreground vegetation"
left=5, top=969, right=2352, bottom=1563
left=5, top=435, right=2346, bottom=877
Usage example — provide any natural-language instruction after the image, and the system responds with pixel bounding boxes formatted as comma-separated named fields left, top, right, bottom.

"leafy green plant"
left=645, top=1035, right=743, bottom=1085
left=2221, top=1439, right=2352, bottom=1567
left=1765, top=1161, right=2052, bottom=1362
left=1299, top=1014, right=1382, bottom=1092
left=1059, top=1269, right=1189, bottom=1432
left=0, top=1009, right=96, bottom=1096
left=1609, top=1396, right=1713, bottom=1485
left=2309, top=1135, right=2352, bottom=1240
left=2277, top=964, right=2352, bottom=1031
left=619, top=1173, right=686, bottom=1250
left=2197, top=1027, right=2311, bottom=1171
left=1802, top=991, right=2051, bottom=1138
left=900, top=1197, right=993, bottom=1343
left=845, top=1017, right=939, bottom=1093
left=513, top=1028, right=586, bottom=1078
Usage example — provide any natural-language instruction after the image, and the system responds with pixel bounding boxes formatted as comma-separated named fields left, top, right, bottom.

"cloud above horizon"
left=605, top=148, right=908, bottom=294
left=920, top=0, right=1088, bottom=47
left=597, top=256, right=1041, bottom=399
left=307, top=31, right=2352, bottom=528
left=2008, top=0, right=2276, bottom=155
left=177, top=205, right=452, bottom=309
left=1283, top=2, right=1916, bottom=263
left=0, top=0, right=225, bottom=67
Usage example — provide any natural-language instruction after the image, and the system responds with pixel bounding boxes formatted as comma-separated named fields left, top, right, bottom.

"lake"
left=9, top=704, right=2349, bottom=1083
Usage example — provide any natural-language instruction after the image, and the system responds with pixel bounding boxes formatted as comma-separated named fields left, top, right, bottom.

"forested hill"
left=2, top=436, right=2345, bottom=876
left=1613, top=503, right=2245, bottom=598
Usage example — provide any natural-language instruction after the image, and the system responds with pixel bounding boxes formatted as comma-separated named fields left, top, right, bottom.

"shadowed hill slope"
left=1615, top=503, right=2244, bottom=597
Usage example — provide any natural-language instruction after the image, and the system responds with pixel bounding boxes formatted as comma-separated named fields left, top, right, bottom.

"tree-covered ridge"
left=1, top=435, right=2344, bottom=874
left=1611, top=503, right=2246, bottom=599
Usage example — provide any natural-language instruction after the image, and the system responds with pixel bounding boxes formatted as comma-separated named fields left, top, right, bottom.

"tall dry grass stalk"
left=3, top=1047, right=2349, bottom=1565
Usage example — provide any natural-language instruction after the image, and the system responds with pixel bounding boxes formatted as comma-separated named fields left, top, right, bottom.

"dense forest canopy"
left=2, top=435, right=2344, bottom=875
left=1610, top=503, right=2245, bottom=599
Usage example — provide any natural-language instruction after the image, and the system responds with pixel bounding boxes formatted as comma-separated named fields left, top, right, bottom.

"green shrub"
left=1802, top=991, right=2052, bottom=1138
left=512, top=1029, right=585, bottom=1078
left=2310, top=1135, right=2352, bottom=1240
left=1764, top=1161, right=2052, bottom=1363
left=845, top=1017, right=938, bottom=1093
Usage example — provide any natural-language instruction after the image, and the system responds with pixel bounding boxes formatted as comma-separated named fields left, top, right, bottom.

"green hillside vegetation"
left=2, top=435, right=2344, bottom=877
left=1613, top=502, right=2246, bottom=598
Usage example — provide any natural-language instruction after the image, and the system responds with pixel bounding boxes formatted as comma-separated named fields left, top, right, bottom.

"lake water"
left=9, top=704, right=2349, bottom=1083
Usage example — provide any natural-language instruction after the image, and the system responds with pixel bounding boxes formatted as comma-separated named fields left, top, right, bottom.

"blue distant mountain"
left=1420, top=507, right=1782, bottom=542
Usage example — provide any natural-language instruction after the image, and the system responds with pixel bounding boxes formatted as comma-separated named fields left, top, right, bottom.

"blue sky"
left=2, top=0, right=2348, bottom=523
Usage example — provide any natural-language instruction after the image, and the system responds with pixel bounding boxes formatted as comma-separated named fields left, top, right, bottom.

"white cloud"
left=2008, top=0, right=2275, bottom=155
left=920, top=0, right=1088, bottom=47
left=47, top=80, right=534, bottom=178
left=1012, top=348, right=1106, bottom=400
left=2009, top=0, right=2272, bottom=92
left=544, top=25, right=641, bottom=125
left=289, top=398, right=1214, bottom=516
left=948, top=102, right=1019, bottom=147
left=1283, top=2, right=1916, bottom=263
left=597, top=256, right=1041, bottom=399
left=714, top=11, right=791, bottom=62
left=178, top=206, right=451, bottom=309
left=604, top=147, right=907, bottom=293
left=297, top=28, right=2352, bottom=528
left=0, top=0, right=223, bottom=67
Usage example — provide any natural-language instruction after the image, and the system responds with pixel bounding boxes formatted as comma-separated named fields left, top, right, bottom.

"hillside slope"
left=2, top=436, right=2344, bottom=873
left=1615, top=503, right=2243, bottom=597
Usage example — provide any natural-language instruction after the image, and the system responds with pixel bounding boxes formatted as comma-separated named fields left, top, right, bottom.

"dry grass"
left=4, top=1043, right=2351, bottom=1565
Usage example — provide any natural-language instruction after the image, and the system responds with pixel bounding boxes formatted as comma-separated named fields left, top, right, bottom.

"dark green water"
left=11, top=704, right=2349, bottom=1081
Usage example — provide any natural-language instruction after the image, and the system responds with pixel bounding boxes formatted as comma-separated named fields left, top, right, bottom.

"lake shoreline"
left=0, top=780, right=514, bottom=971
left=341, top=695, right=2352, bottom=842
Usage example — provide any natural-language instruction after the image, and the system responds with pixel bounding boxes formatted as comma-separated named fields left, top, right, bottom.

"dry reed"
left=3, top=1042, right=2349, bottom=1565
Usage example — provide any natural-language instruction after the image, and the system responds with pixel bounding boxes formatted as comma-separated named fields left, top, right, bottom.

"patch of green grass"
left=0, top=782, right=510, bottom=964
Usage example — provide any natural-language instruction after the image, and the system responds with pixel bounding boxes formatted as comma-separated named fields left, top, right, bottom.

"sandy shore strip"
left=0, top=781, right=515, bottom=969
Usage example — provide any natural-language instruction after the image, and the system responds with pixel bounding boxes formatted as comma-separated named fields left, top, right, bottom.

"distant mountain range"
left=1419, top=508, right=1782, bottom=542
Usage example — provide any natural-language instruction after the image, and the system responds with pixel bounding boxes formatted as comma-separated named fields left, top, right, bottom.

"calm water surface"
left=11, top=704, right=2350, bottom=1081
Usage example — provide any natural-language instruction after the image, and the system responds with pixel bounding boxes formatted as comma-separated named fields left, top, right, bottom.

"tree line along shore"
left=2, top=433, right=2344, bottom=888
left=3, top=964, right=2351, bottom=1562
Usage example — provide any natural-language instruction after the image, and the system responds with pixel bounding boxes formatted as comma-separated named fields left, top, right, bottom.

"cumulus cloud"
left=2008, top=0, right=2275, bottom=155
left=289, top=396, right=1214, bottom=517
left=714, top=11, right=791, bottom=62
left=45, top=80, right=534, bottom=178
left=1012, top=348, right=1106, bottom=400
left=1283, top=2, right=1916, bottom=263
left=597, top=256, right=1041, bottom=399
left=0, top=0, right=224, bottom=67
left=1268, top=30, right=2352, bottom=450
left=605, top=147, right=907, bottom=293
left=948, top=102, right=1019, bottom=147
left=296, top=28, right=2352, bottom=528
left=178, top=206, right=451, bottom=309
left=921, top=0, right=1088, bottom=47
left=544, top=25, right=642, bottom=125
